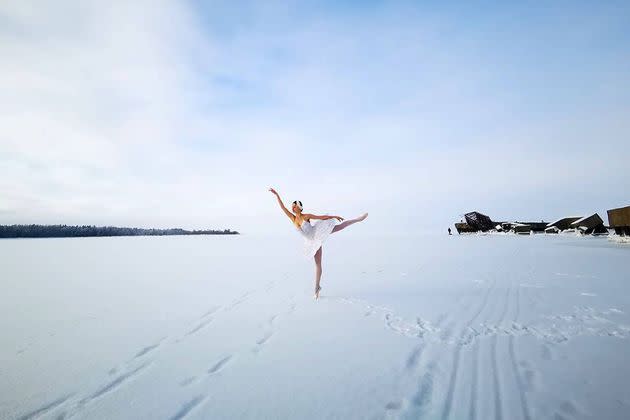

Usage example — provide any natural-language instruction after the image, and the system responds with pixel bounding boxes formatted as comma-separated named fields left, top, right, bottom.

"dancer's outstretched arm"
left=269, top=188, right=295, bottom=222
left=304, top=213, right=344, bottom=222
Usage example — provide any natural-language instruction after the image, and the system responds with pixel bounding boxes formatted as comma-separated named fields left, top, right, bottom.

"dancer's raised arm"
left=304, top=213, right=344, bottom=222
left=269, top=188, right=295, bottom=222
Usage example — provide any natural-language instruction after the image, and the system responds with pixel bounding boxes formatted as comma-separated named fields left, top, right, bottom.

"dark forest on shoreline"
left=0, top=224, right=239, bottom=238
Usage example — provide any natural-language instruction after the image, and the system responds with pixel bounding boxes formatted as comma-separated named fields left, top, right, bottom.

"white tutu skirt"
left=298, top=219, right=337, bottom=258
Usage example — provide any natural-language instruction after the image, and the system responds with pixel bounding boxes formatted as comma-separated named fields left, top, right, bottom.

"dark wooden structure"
left=518, top=222, right=548, bottom=232
left=512, top=223, right=532, bottom=235
left=570, top=213, right=608, bottom=235
left=464, top=211, right=495, bottom=232
left=547, top=217, right=582, bottom=231
left=607, top=205, right=630, bottom=236
left=455, top=222, right=476, bottom=234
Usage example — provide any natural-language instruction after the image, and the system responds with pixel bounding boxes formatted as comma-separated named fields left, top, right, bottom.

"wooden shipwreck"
left=544, top=226, right=560, bottom=234
left=454, top=222, right=476, bottom=234
left=570, top=213, right=608, bottom=235
left=451, top=209, right=616, bottom=237
left=607, top=205, right=630, bottom=236
left=512, top=223, right=532, bottom=235
left=464, top=211, right=496, bottom=232
left=546, top=217, right=582, bottom=231
left=519, top=222, right=548, bottom=232
left=454, top=212, right=548, bottom=235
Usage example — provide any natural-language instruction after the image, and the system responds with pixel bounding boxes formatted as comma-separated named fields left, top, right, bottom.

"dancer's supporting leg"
left=331, top=213, right=368, bottom=234
left=314, top=247, right=323, bottom=299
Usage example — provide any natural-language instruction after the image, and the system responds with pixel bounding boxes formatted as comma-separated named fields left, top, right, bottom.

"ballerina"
left=269, top=187, right=368, bottom=299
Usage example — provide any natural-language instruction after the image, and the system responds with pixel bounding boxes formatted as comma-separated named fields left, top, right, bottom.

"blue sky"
left=1, top=1, right=628, bottom=234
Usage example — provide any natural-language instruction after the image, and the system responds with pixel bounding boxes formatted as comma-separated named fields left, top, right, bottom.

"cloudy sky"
left=1, top=1, right=628, bottom=234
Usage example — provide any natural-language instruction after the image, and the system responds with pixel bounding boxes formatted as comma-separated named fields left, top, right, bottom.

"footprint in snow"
left=179, top=376, right=197, bottom=387
left=207, top=356, right=233, bottom=375
left=253, top=332, right=274, bottom=352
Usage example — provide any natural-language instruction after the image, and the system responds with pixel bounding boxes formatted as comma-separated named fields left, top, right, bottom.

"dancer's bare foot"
left=314, top=285, right=321, bottom=300
left=358, top=212, right=368, bottom=221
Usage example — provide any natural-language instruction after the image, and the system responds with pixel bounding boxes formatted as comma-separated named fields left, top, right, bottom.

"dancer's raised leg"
left=332, top=213, right=368, bottom=233
left=314, top=247, right=323, bottom=299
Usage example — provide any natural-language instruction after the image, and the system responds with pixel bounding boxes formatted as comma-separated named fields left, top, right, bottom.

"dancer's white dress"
left=298, top=219, right=337, bottom=257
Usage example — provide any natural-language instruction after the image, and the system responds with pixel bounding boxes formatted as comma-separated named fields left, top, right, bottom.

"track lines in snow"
left=385, top=360, right=438, bottom=416
left=255, top=331, right=273, bottom=346
left=17, top=395, right=72, bottom=420
left=468, top=341, right=480, bottom=420
left=264, top=280, right=276, bottom=292
left=252, top=331, right=274, bottom=353
left=553, top=400, right=585, bottom=420
left=335, top=296, right=439, bottom=340
left=442, top=344, right=463, bottom=420
left=199, top=306, right=220, bottom=320
left=441, top=277, right=498, bottom=420
left=518, top=360, right=538, bottom=393
left=168, top=395, right=207, bottom=420
left=176, top=305, right=224, bottom=341
left=386, top=277, right=489, bottom=418
left=43, top=362, right=153, bottom=418
left=488, top=284, right=512, bottom=420
left=252, top=300, right=296, bottom=353
left=469, top=278, right=498, bottom=328
left=410, top=361, right=437, bottom=412
left=227, top=291, right=253, bottom=310
left=180, top=284, right=277, bottom=343
left=80, top=362, right=151, bottom=405
left=185, top=317, right=214, bottom=337
left=384, top=313, right=438, bottom=339
left=508, top=285, right=533, bottom=420
left=266, top=314, right=278, bottom=326
left=179, top=376, right=197, bottom=387
left=541, top=343, right=554, bottom=360
left=405, top=345, right=423, bottom=370
left=43, top=338, right=161, bottom=418
left=172, top=298, right=296, bottom=416
left=207, top=355, right=233, bottom=375
left=133, top=337, right=165, bottom=359
left=15, top=285, right=295, bottom=420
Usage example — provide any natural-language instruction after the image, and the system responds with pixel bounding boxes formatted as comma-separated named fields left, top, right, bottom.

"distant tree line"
left=0, top=224, right=239, bottom=238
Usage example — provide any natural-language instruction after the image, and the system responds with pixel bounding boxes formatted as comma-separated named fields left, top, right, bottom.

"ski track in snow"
left=43, top=270, right=620, bottom=420
left=337, top=286, right=630, bottom=348
left=380, top=248, right=603, bottom=420
left=488, top=283, right=510, bottom=420
left=383, top=266, right=485, bottom=418
left=468, top=340, right=480, bottom=420
left=10, top=261, right=628, bottom=420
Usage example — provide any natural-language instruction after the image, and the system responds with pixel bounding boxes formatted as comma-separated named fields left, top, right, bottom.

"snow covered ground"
left=1, top=233, right=629, bottom=419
